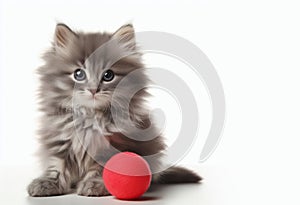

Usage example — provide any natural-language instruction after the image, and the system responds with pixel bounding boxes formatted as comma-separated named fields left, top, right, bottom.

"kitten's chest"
left=70, top=112, right=113, bottom=163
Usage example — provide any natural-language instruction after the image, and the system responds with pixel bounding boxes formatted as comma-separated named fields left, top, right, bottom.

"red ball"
left=103, top=152, right=152, bottom=200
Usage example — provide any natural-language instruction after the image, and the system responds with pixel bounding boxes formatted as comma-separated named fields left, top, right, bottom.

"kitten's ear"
left=112, top=24, right=136, bottom=49
left=54, top=23, right=77, bottom=48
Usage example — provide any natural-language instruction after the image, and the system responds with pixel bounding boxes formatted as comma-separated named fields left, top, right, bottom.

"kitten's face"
left=40, top=24, right=145, bottom=111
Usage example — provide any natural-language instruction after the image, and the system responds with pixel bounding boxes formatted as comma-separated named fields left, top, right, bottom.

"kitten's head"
left=39, top=24, right=147, bottom=113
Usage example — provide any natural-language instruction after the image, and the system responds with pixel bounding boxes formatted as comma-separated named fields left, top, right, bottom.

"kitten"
left=27, top=23, right=202, bottom=197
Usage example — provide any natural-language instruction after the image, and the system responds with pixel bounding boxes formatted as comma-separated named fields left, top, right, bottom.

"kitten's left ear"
left=112, top=24, right=136, bottom=50
left=54, top=23, right=77, bottom=48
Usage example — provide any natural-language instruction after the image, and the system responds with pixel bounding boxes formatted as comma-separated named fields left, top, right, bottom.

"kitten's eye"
left=102, top=70, right=114, bottom=82
left=74, top=68, right=86, bottom=81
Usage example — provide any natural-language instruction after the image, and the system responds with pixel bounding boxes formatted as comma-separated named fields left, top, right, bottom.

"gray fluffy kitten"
left=27, top=24, right=201, bottom=197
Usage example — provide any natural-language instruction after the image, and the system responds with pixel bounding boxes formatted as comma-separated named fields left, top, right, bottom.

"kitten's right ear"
left=54, top=23, right=77, bottom=48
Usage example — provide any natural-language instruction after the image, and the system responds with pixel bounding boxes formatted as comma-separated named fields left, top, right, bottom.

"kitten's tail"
left=152, top=166, right=202, bottom=184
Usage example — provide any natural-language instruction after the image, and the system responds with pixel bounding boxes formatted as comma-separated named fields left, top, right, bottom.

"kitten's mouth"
left=76, top=92, right=109, bottom=109
left=92, top=95, right=101, bottom=101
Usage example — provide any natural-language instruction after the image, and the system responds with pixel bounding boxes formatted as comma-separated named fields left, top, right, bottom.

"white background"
left=1, top=0, right=300, bottom=204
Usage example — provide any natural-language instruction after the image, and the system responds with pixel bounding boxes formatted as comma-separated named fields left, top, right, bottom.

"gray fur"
left=27, top=24, right=201, bottom=197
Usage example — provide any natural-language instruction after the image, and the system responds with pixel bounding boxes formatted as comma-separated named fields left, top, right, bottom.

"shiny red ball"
left=103, top=152, right=152, bottom=200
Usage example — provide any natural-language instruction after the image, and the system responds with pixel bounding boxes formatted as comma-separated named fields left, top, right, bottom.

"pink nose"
left=88, top=89, right=98, bottom=95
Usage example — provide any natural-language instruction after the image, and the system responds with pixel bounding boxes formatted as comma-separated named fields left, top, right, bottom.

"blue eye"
left=74, top=69, right=86, bottom=81
left=102, top=70, right=114, bottom=82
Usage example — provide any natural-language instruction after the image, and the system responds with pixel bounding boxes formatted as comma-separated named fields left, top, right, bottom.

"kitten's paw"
left=27, top=177, right=62, bottom=197
left=77, top=178, right=110, bottom=197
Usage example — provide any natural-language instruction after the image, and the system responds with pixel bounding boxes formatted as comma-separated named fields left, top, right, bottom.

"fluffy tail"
left=152, top=166, right=202, bottom=184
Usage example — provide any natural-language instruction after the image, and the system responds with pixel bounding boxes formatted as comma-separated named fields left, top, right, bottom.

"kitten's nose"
left=88, top=89, right=98, bottom=95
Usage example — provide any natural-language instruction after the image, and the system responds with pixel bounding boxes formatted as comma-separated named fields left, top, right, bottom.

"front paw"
left=27, top=177, right=63, bottom=197
left=77, top=178, right=110, bottom=197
